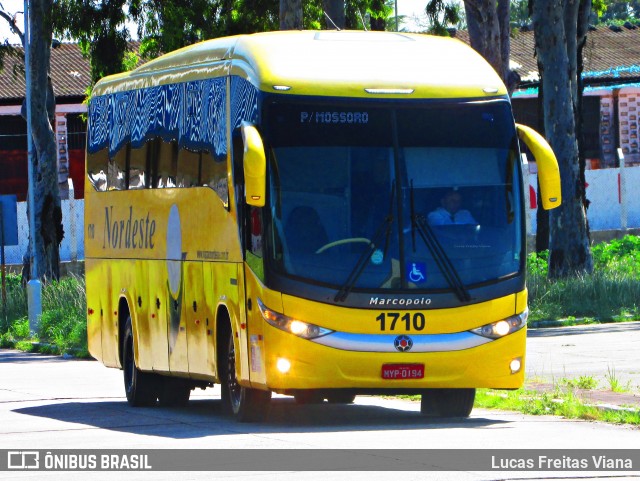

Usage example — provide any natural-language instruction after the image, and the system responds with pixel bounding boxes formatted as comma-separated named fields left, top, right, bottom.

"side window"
left=176, top=147, right=200, bottom=187
left=232, top=131, right=244, bottom=210
left=201, top=151, right=229, bottom=207
left=249, top=207, right=263, bottom=257
left=107, top=145, right=128, bottom=190
left=246, top=205, right=265, bottom=280
left=128, top=143, right=148, bottom=190
left=155, top=139, right=178, bottom=188
left=87, top=147, right=108, bottom=192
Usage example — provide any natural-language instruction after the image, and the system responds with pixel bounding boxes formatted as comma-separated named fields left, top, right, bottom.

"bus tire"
left=420, top=388, right=475, bottom=418
left=158, top=377, right=191, bottom=407
left=222, top=329, right=271, bottom=422
left=123, top=317, right=159, bottom=407
left=326, top=393, right=356, bottom=404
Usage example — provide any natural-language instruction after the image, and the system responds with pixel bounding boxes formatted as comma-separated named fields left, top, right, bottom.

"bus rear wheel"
left=123, top=317, right=159, bottom=407
left=420, top=388, right=475, bottom=418
left=221, top=330, right=271, bottom=422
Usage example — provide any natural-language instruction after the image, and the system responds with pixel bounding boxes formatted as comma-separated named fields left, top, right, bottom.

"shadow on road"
left=13, top=397, right=509, bottom=439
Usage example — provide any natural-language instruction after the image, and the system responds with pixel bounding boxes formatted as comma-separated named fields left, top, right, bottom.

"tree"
left=532, top=0, right=593, bottom=278
left=597, top=0, right=640, bottom=22
left=129, top=0, right=276, bottom=55
left=464, top=0, right=519, bottom=92
left=323, top=0, right=345, bottom=28
left=0, top=1, right=63, bottom=281
left=54, top=0, right=132, bottom=84
left=425, top=1, right=462, bottom=35
left=280, top=0, right=303, bottom=29
left=0, top=6, right=23, bottom=73
left=367, top=0, right=391, bottom=30
left=426, top=0, right=518, bottom=92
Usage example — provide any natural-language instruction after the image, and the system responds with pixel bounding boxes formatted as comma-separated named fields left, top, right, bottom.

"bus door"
left=242, top=206, right=268, bottom=387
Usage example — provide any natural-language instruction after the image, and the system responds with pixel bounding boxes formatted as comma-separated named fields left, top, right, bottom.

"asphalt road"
left=526, top=321, right=640, bottom=389
left=0, top=323, right=639, bottom=480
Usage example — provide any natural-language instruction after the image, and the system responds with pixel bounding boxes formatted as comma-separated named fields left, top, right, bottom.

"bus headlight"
left=257, top=299, right=333, bottom=340
left=470, top=309, right=528, bottom=339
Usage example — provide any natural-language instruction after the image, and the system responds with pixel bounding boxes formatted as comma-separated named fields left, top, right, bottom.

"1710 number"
left=375, top=312, right=426, bottom=332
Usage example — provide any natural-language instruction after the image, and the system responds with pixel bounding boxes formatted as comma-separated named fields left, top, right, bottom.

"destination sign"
left=267, top=101, right=391, bottom=147
left=299, top=111, right=369, bottom=124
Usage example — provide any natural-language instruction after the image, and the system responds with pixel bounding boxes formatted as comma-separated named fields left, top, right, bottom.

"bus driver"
left=428, top=189, right=477, bottom=226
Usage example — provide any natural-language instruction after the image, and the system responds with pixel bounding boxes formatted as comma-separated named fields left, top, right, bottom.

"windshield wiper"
left=410, top=181, right=471, bottom=303
left=334, top=184, right=396, bottom=303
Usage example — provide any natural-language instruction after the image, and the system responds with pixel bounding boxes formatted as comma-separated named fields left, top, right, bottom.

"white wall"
left=3, top=197, right=84, bottom=265
left=527, top=164, right=640, bottom=234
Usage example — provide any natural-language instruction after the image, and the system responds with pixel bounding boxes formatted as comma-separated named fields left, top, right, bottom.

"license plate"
left=381, top=363, right=424, bottom=380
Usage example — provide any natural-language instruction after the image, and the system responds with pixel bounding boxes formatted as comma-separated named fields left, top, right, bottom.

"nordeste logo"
left=167, top=204, right=182, bottom=297
left=167, top=204, right=185, bottom=351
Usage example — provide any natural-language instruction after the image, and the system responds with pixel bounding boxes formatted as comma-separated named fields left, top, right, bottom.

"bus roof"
left=92, top=30, right=507, bottom=100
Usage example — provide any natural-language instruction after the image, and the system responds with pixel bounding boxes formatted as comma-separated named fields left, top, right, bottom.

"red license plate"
left=381, top=363, right=424, bottom=380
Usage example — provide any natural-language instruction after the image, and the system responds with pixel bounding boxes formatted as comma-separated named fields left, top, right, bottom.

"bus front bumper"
left=260, top=325, right=526, bottom=392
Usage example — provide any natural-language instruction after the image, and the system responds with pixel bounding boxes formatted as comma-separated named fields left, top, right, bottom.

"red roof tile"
left=454, top=25, right=640, bottom=84
left=1, top=27, right=639, bottom=102
left=0, top=42, right=90, bottom=102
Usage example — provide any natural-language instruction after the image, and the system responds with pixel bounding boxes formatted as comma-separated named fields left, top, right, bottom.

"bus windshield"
left=264, top=99, right=523, bottom=295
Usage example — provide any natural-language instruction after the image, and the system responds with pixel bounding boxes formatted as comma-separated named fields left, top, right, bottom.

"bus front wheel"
left=420, top=388, right=475, bottom=418
left=123, top=317, right=159, bottom=407
left=222, top=330, right=271, bottom=422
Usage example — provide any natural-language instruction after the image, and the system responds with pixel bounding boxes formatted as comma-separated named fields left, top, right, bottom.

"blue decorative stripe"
left=87, top=76, right=260, bottom=158
left=231, top=76, right=260, bottom=129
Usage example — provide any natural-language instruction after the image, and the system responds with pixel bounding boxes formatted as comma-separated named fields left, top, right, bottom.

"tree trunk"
left=322, top=0, right=345, bottom=29
left=26, top=0, right=62, bottom=281
left=576, top=0, right=591, bottom=231
left=464, top=0, right=513, bottom=90
left=535, top=64, right=550, bottom=253
left=532, top=0, right=592, bottom=278
left=279, top=0, right=303, bottom=30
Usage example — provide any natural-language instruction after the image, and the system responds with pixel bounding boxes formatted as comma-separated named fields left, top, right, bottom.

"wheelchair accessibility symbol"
left=407, top=262, right=426, bottom=284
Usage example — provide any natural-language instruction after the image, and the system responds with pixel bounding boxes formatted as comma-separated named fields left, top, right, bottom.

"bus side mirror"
left=516, top=123, right=562, bottom=210
left=241, top=122, right=266, bottom=207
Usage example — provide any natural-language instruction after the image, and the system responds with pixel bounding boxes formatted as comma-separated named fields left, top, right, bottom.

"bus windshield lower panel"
left=264, top=100, right=524, bottom=294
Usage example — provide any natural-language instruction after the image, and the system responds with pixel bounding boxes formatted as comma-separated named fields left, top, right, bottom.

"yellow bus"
left=85, top=30, right=560, bottom=422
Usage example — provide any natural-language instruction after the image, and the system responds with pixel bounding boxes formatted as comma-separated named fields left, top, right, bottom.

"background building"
left=455, top=24, right=640, bottom=169
left=0, top=42, right=89, bottom=201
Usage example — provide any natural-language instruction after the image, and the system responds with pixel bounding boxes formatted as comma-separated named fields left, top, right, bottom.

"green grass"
left=475, top=388, right=640, bottom=425
left=0, top=274, right=88, bottom=357
left=560, top=375, right=599, bottom=390
left=527, top=236, right=640, bottom=322
left=398, top=383, right=640, bottom=425
left=604, top=366, right=633, bottom=393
